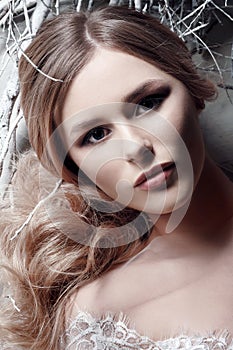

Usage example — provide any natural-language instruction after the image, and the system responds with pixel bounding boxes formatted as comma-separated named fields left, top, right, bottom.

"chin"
left=129, top=177, right=194, bottom=217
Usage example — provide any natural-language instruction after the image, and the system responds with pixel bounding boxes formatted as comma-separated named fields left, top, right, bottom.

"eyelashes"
left=134, top=89, right=170, bottom=117
left=82, top=126, right=111, bottom=145
left=80, top=88, right=170, bottom=146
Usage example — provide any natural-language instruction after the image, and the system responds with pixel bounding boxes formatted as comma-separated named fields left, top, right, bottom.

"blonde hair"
left=0, top=151, right=151, bottom=349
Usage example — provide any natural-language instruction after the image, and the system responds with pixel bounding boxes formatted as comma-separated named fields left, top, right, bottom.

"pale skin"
left=62, top=48, right=233, bottom=339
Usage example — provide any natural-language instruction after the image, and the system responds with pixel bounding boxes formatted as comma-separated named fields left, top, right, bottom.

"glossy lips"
left=134, top=162, right=175, bottom=190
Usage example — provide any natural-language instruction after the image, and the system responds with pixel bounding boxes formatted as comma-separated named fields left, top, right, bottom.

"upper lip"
left=134, top=162, right=174, bottom=187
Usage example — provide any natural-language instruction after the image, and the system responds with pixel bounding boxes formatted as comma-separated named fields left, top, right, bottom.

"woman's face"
left=61, top=49, right=205, bottom=214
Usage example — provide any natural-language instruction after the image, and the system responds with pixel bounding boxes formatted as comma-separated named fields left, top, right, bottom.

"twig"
left=87, top=0, right=94, bottom=11
left=0, top=52, right=11, bottom=79
left=76, top=0, right=83, bottom=12
left=134, top=0, right=141, bottom=11
left=0, top=108, right=22, bottom=172
left=55, top=0, right=60, bottom=15
left=9, top=17, right=63, bottom=81
left=168, top=6, right=224, bottom=81
left=0, top=0, right=10, bottom=14
left=109, top=0, right=120, bottom=5
left=10, top=179, right=63, bottom=240
left=182, top=22, right=209, bottom=37
left=211, top=1, right=233, bottom=22
left=18, top=46, right=63, bottom=81
left=31, top=0, right=51, bottom=34
left=23, top=0, right=32, bottom=36
left=176, top=0, right=211, bottom=26
left=0, top=127, right=17, bottom=201
left=5, top=295, right=21, bottom=312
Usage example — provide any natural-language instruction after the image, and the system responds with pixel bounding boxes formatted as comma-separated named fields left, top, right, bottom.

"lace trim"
left=62, top=310, right=233, bottom=349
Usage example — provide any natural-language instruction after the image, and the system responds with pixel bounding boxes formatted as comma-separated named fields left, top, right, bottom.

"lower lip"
left=136, top=165, right=175, bottom=191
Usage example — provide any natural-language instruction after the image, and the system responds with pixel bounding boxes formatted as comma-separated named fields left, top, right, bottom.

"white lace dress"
left=62, top=310, right=233, bottom=350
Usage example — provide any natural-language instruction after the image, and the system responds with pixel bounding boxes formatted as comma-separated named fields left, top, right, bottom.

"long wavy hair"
left=0, top=6, right=217, bottom=350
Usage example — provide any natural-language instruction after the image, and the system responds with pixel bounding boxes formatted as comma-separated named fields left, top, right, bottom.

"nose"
left=122, top=126, right=155, bottom=166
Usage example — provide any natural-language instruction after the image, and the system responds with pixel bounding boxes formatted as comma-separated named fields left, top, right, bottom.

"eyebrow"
left=69, top=79, right=168, bottom=137
left=69, top=118, right=105, bottom=138
left=122, top=79, right=167, bottom=104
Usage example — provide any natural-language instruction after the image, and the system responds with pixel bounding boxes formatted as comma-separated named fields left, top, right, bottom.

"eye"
left=135, top=94, right=166, bottom=116
left=82, top=126, right=111, bottom=145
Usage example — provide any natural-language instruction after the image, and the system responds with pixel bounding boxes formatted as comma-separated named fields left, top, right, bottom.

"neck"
left=149, top=153, right=233, bottom=245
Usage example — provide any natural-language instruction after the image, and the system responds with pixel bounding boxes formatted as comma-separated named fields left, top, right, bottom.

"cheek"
left=71, top=147, right=128, bottom=199
left=95, top=160, right=123, bottom=198
left=166, top=104, right=205, bottom=193
left=85, top=159, right=135, bottom=207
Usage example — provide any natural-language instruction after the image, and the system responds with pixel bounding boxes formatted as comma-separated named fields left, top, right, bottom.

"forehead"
left=62, top=48, right=175, bottom=120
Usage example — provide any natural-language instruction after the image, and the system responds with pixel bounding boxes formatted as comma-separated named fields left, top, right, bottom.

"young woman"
left=1, top=6, right=233, bottom=350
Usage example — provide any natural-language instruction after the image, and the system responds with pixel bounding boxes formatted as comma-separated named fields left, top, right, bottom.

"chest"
left=124, top=267, right=233, bottom=339
left=96, top=246, right=233, bottom=339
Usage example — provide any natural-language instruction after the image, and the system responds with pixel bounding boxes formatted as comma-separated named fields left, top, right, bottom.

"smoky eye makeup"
left=68, top=116, right=112, bottom=147
left=134, top=86, right=171, bottom=116
left=68, top=81, right=171, bottom=146
left=81, top=126, right=111, bottom=146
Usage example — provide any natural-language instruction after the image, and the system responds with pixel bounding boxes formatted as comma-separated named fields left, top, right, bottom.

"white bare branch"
left=31, top=0, right=51, bottom=34
left=211, top=1, right=233, bottom=22
left=134, top=0, right=141, bottom=11
left=109, top=0, right=120, bottom=6
left=0, top=103, right=23, bottom=172
left=10, top=178, right=63, bottom=241
left=76, top=0, right=83, bottom=12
